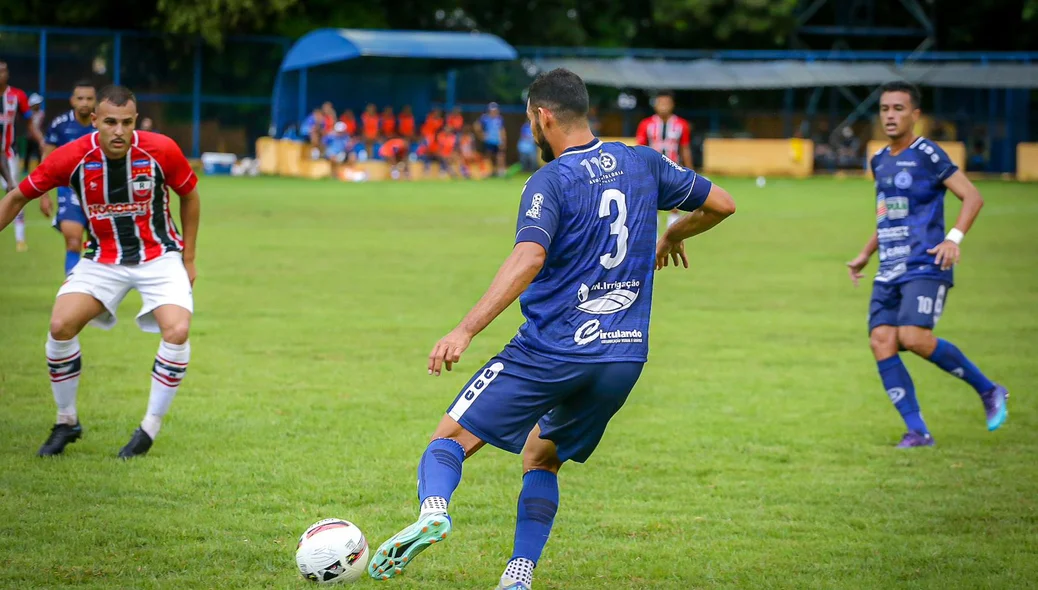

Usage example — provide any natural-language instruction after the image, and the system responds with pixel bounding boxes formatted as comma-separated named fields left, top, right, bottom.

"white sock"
left=503, top=558, right=535, bottom=588
left=146, top=340, right=190, bottom=438
left=420, top=496, right=449, bottom=516
left=14, top=210, right=26, bottom=242
left=667, top=211, right=681, bottom=228
left=46, top=334, right=81, bottom=424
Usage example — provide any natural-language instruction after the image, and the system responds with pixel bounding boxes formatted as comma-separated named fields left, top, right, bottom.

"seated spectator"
left=381, top=106, right=396, bottom=138
left=458, top=124, right=482, bottom=178
left=361, top=104, right=380, bottom=157
left=422, top=107, right=445, bottom=143
left=968, top=139, right=988, bottom=172
left=339, top=109, right=357, bottom=136
left=324, top=121, right=355, bottom=164
left=517, top=120, right=538, bottom=172
left=398, top=105, right=416, bottom=143
left=447, top=106, right=464, bottom=133
left=321, top=102, right=337, bottom=134
left=379, top=137, right=410, bottom=180
left=812, top=121, right=835, bottom=170
left=301, top=107, right=325, bottom=149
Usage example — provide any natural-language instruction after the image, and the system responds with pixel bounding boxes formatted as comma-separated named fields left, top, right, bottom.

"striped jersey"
left=636, top=114, right=691, bottom=163
left=1, top=86, right=30, bottom=159
left=19, top=130, right=198, bottom=265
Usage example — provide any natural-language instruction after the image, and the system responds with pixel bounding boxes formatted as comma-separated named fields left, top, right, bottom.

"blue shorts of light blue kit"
left=868, top=279, right=951, bottom=332
left=446, top=342, right=643, bottom=464
left=52, top=187, right=88, bottom=230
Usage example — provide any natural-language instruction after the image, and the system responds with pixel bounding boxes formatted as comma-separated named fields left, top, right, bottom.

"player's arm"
left=0, top=186, right=30, bottom=231
left=428, top=175, right=559, bottom=376
left=846, top=231, right=878, bottom=287
left=178, top=188, right=201, bottom=284
left=928, top=170, right=983, bottom=271
left=0, top=152, right=13, bottom=188
left=658, top=185, right=735, bottom=268
left=635, top=119, right=649, bottom=146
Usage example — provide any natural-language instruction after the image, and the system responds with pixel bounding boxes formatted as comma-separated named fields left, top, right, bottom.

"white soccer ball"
left=296, top=518, right=369, bottom=584
left=756, top=176, right=767, bottom=188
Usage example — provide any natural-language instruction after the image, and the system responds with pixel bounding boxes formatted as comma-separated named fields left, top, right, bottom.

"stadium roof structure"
left=273, top=29, right=517, bottom=132
left=280, top=28, right=518, bottom=71
left=529, top=57, right=1038, bottom=90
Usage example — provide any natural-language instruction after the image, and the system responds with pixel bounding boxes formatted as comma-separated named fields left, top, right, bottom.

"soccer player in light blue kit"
left=368, top=69, right=736, bottom=589
left=38, top=80, right=96, bottom=275
left=846, top=81, right=1008, bottom=448
left=477, top=101, right=507, bottom=177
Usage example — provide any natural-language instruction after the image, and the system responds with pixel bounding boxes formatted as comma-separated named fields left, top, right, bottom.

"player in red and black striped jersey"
left=0, top=85, right=201, bottom=459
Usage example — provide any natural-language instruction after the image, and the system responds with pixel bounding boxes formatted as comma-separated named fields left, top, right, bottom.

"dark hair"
left=527, top=68, right=589, bottom=124
left=72, top=79, right=95, bottom=92
left=97, top=85, right=136, bottom=107
left=879, top=81, right=921, bottom=108
left=656, top=90, right=675, bottom=100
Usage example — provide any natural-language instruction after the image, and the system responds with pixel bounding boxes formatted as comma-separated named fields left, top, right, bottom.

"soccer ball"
left=295, top=518, right=369, bottom=584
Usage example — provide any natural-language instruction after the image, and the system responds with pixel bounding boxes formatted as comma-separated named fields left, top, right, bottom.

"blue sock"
left=511, top=469, right=559, bottom=564
left=64, top=250, right=80, bottom=275
left=877, top=355, right=928, bottom=434
left=928, top=338, right=996, bottom=395
left=416, top=438, right=466, bottom=513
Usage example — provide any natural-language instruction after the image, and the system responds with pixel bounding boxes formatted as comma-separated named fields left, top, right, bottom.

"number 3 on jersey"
left=598, top=189, right=628, bottom=269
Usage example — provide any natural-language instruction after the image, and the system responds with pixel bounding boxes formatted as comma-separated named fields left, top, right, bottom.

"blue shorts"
left=868, top=279, right=951, bottom=332
left=446, top=343, right=643, bottom=464
left=52, top=187, right=87, bottom=230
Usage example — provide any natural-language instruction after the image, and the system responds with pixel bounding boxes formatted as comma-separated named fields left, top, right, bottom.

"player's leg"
left=39, top=257, right=129, bottom=456
left=369, top=351, right=565, bottom=580
left=496, top=362, right=643, bottom=589
left=55, top=187, right=88, bottom=275
left=896, top=280, right=1008, bottom=431
left=869, top=282, right=932, bottom=447
left=120, top=255, right=194, bottom=458
left=496, top=427, right=562, bottom=590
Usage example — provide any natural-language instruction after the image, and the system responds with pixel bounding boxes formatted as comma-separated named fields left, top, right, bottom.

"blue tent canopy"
left=273, top=29, right=517, bottom=134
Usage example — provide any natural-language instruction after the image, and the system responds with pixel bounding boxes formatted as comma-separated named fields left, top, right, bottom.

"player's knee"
left=161, top=321, right=190, bottom=345
left=869, top=328, right=897, bottom=357
left=897, top=326, right=934, bottom=355
left=49, top=316, right=79, bottom=341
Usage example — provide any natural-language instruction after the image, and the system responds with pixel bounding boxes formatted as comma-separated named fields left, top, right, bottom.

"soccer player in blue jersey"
left=367, top=69, right=736, bottom=589
left=38, top=80, right=96, bottom=275
left=846, top=81, right=1008, bottom=448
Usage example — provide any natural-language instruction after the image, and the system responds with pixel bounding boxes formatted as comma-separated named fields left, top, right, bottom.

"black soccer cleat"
left=38, top=422, right=84, bottom=456
left=117, top=428, right=154, bottom=459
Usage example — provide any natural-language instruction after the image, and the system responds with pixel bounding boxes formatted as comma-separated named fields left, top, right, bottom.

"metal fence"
left=0, top=26, right=288, bottom=157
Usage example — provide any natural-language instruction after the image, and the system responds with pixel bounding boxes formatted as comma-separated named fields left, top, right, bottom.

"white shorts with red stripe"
left=57, top=252, right=193, bottom=333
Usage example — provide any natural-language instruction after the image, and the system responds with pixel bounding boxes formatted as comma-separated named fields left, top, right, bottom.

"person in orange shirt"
left=435, top=129, right=458, bottom=178
left=446, top=106, right=464, bottom=133
left=381, top=106, right=396, bottom=138
left=321, top=102, right=337, bottom=134
left=338, top=109, right=357, bottom=137
left=421, top=107, right=444, bottom=144
left=379, top=137, right=410, bottom=180
left=361, top=104, right=380, bottom=157
left=398, top=105, right=416, bottom=143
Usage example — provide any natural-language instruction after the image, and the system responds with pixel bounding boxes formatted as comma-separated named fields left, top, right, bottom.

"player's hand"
left=927, top=240, right=960, bottom=271
left=184, top=260, right=197, bottom=286
left=39, top=195, right=53, bottom=218
left=428, top=328, right=472, bottom=376
left=655, top=236, right=688, bottom=270
left=845, top=254, right=869, bottom=287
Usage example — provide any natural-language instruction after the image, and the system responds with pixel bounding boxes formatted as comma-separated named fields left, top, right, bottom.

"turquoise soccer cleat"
left=495, top=577, right=532, bottom=590
left=368, top=512, right=452, bottom=580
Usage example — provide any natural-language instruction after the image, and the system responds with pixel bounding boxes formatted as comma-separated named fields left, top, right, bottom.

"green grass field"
left=1, top=175, right=1036, bottom=590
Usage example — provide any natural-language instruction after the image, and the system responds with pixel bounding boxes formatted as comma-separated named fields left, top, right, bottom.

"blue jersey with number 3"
left=870, top=136, right=958, bottom=286
left=511, top=139, right=713, bottom=363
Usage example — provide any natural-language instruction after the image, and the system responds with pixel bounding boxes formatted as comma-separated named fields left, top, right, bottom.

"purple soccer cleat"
left=896, top=431, right=935, bottom=448
left=980, top=384, right=1009, bottom=431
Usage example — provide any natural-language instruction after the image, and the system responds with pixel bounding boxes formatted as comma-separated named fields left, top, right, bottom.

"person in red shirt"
left=361, top=103, right=381, bottom=157
left=379, top=137, right=410, bottom=180
left=636, top=90, right=693, bottom=228
left=0, top=85, right=201, bottom=460
left=321, top=102, right=337, bottom=134
left=381, top=106, right=396, bottom=138
left=0, top=60, right=32, bottom=251
left=446, top=106, right=464, bottom=133
left=421, top=108, right=444, bottom=146
left=398, top=105, right=416, bottom=143
left=339, top=109, right=357, bottom=137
